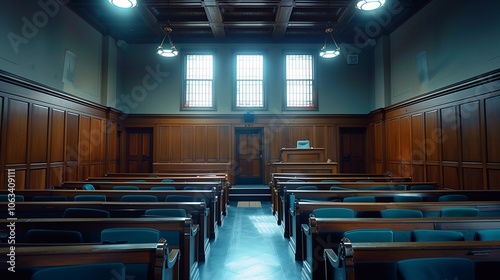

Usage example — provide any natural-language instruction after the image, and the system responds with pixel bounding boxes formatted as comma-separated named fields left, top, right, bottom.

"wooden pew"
left=4, top=189, right=220, bottom=240
left=60, top=180, right=227, bottom=220
left=290, top=200, right=500, bottom=262
left=269, top=174, right=412, bottom=216
left=276, top=181, right=440, bottom=227
left=324, top=239, right=500, bottom=280
left=0, top=201, right=210, bottom=262
left=0, top=241, right=179, bottom=280
left=152, top=163, right=232, bottom=175
left=0, top=217, right=198, bottom=280
left=303, top=216, right=500, bottom=280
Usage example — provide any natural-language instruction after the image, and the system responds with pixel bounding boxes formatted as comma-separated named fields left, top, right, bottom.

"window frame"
left=181, top=51, right=217, bottom=111
left=232, top=51, right=267, bottom=111
left=283, top=51, right=318, bottom=111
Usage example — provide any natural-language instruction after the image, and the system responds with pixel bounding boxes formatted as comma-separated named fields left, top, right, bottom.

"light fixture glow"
left=319, top=28, right=340, bottom=58
left=109, top=0, right=137, bottom=9
left=356, top=0, right=385, bottom=11
left=157, top=27, right=179, bottom=57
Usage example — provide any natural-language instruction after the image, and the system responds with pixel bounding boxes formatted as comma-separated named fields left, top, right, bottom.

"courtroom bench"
left=6, top=189, right=220, bottom=240
left=289, top=200, right=500, bottom=262
left=0, top=217, right=198, bottom=280
left=302, top=215, right=500, bottom=280
left=324, top=239, right=500, bottom=280
left=0, top=201, right=210, bottom=262
left=0, top=241, right=179, bottom=280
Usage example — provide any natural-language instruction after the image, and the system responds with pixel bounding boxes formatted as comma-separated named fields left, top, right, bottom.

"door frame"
left=234, top=127, right=265, bottom=185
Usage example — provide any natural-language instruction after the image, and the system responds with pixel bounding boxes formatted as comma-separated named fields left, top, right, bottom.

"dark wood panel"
left=108, top=121, right=118, bottom=162
left=460, top=101, right=482, bottom=162
left=66, top=112, right=79, bottom=162
left=28, top=168, right=46, bottom=189
left=157, top=126, right=169, bottom=162
left=424, top=110, right=439, bottom=161
left=441, top=106, right=459, bottom=162
left=374, top=122, right=382, bottom=162
left=49, top=166, right=63, bottom=187
left=411, top=164, right=424, bottom=181
left=194, top=126, right=207, bottom=162
left=387, top=118, right=400, bottom=161
left=50, top=109, right=65, bottom=162
left=314, top=125, right=326, bottom=151
left=182, top=126, right=194, bottom=162
left=411, top=113, right=424, bottom=161
left=400, top=116, right=411, bottom=161
left=463, top=167, right=484, bottom=190
left=487, top=169, right=500, bottom=190
left=219, top=125, right=230, bottom=162
left=5, top=99, right=29, bottom=164
left=169, top=126, right=182, bottom=162
left=79, top=115, right=91, bottom=163
left=443, top=166, right=460, bottom=189
left=207, top=126, right=218, bottom=162
left=426, top=165, right=440, bottom=184
left=90, top=118, right=102, bottom=162
left=485, top=95, right=500, bottom=163
left=30, top=104, right=49, bottom=163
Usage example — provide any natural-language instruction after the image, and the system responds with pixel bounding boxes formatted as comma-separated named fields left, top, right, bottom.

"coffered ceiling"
left=63, top=0, right=433, bottom=45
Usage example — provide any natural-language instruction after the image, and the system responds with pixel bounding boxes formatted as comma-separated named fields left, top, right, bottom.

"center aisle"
left=198, top=201, right=303, bottom=280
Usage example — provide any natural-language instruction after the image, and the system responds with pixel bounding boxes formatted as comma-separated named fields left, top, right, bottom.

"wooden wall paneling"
left=426, top=165, right=440, bottom=184
left=218, top=125, right=230, bottom=162
left=169, top=126, right=182, bottom=162
left=0, top=96, right=3, bottom=186
left=314, top=125, right=326, bottom=154
left=182, top=126, right=194, bottom=162
left=5, top=99, right=29, bottom=164
left=7, top=169, right=26, bottom=190
left=387, top=118, right=400, bottom=162
left=325, top=125, right=336, bottom=163
left=66, top=112, right=79, bottom=163
left=107, top=121, right=118, bottom=164
left=266, top=125, right=282, bottom=161
left=206, top=126, right=218, bottom=162
left=48, top=165, right=63, bottom=188
left=460, top=101, right=482, bottom=163
left=194, top=126, right=207, bottom=162
left=462, top=167, right=484, bottom=190
left=290, top=126, right=303, bottom=146
left=485, top=96, right=500, bottom=163
left=400, top=164, right=412, bottom=177
left=90, top=117, right=103, bottom=162
left=28, top=168, right=46, bottom=189
left=400, top=116, right=411, bottom=162
left=424, top=110, right=440, bottom=161
left=440, top=106, right=459, bottom=162
left=79, top=116, right=91, bottom=164
left=30, top=104, right=49, bottom=164
left=302, top=125, right=313, bottom=146
left=50, top=109, right=66, bottom=163
left=411, top=113, right=424, bottom=161
left=442, top=166, right=460, bottom=189
left=65, top=165, right=78, bottom=181
left=487, top=169, right=500, bottom=190
left=157, top=126, right=169, bottom=162
left=411, top=164, right=425, bottom=182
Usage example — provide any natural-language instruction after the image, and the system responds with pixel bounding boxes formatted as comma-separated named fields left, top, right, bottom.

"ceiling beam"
left=203, top=0, right=225, bottom=37
left=273, top=0, right=295, bottom=37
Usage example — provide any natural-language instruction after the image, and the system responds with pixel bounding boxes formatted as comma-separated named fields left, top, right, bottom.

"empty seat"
left=0, top=194, right=24, bottom=202
left=380, top=209, right=424, bottom=218
left=475, top=229, right=500, bottom=241
left=440, top=207, right=479, bottom=217
left=120, top=195, right=158, bottom=202
left=112, top=185, right=139, bottom=190
left=321, top=179, right=340, bottom=182
left=343, top=196, right=376, bottom=202
left=74, top=194, right=106, bottom=201
left=312, top=208, right=356, bottom=218
left=82, top=183, right=95, bottom=190
left=128, top=179, right=147, bottom=182
left=297, top=186, right=318, bottom=190
left=396, top=257, right=474, bottom=280
left=409, top=184, right=435, bottom=190
left=330, top=186, right=351, bottom=190
left=165, top=195, right=204, bottom=202
left=101, top=228, right=160, bottom=244
left=25, top=229, right=84, bottom=243
left=32, top=196, right=67, bottom=201
left=344, top=228, right=393, bottom=242
left=151, top=186, right=176, bottom=190
left=183, top=186, right=206, bottom=190
left=63, top=208, right=110, bottom=218
left=161, top=178, right=175, bottom=182
left=438, top=194, right=468, bottom=201
left=31, top=262, right=126, bottom=280
left=370, top=185, right=392, bottom=190
left=393, top=195, right=423, bottom=202
left=144, top=209, right=187, bottom=217
left=411, top=230, right=465, bottom=242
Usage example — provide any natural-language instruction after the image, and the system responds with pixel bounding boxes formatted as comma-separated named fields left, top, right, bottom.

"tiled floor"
left=198, top=201, right=303, bottom=280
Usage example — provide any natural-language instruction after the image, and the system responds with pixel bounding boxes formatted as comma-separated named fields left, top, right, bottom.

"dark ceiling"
left=63, top=0, right=433, bottom=45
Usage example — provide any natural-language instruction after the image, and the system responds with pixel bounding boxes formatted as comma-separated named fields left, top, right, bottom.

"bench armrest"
left=167, top=248, right=180, bottom=269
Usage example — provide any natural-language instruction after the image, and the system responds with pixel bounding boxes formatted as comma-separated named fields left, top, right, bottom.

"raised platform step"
left=228, top=185, right=271, bottom=202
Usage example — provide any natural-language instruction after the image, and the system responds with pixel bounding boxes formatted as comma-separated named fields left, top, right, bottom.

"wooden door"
left=340, top=127, right=366, bottom=173
left=126, top=128, right=153, bottom=173
left=235, top=128, right=264, bottom=185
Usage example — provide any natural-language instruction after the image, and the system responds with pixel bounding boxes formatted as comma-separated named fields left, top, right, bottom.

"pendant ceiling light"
left=109, top=0, right=137, bottom=9
left=157, top=27, right=179, bottom=57
left=319, top=28, right=340, bottom=58
left=356, top=0, right=385, bottom=11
